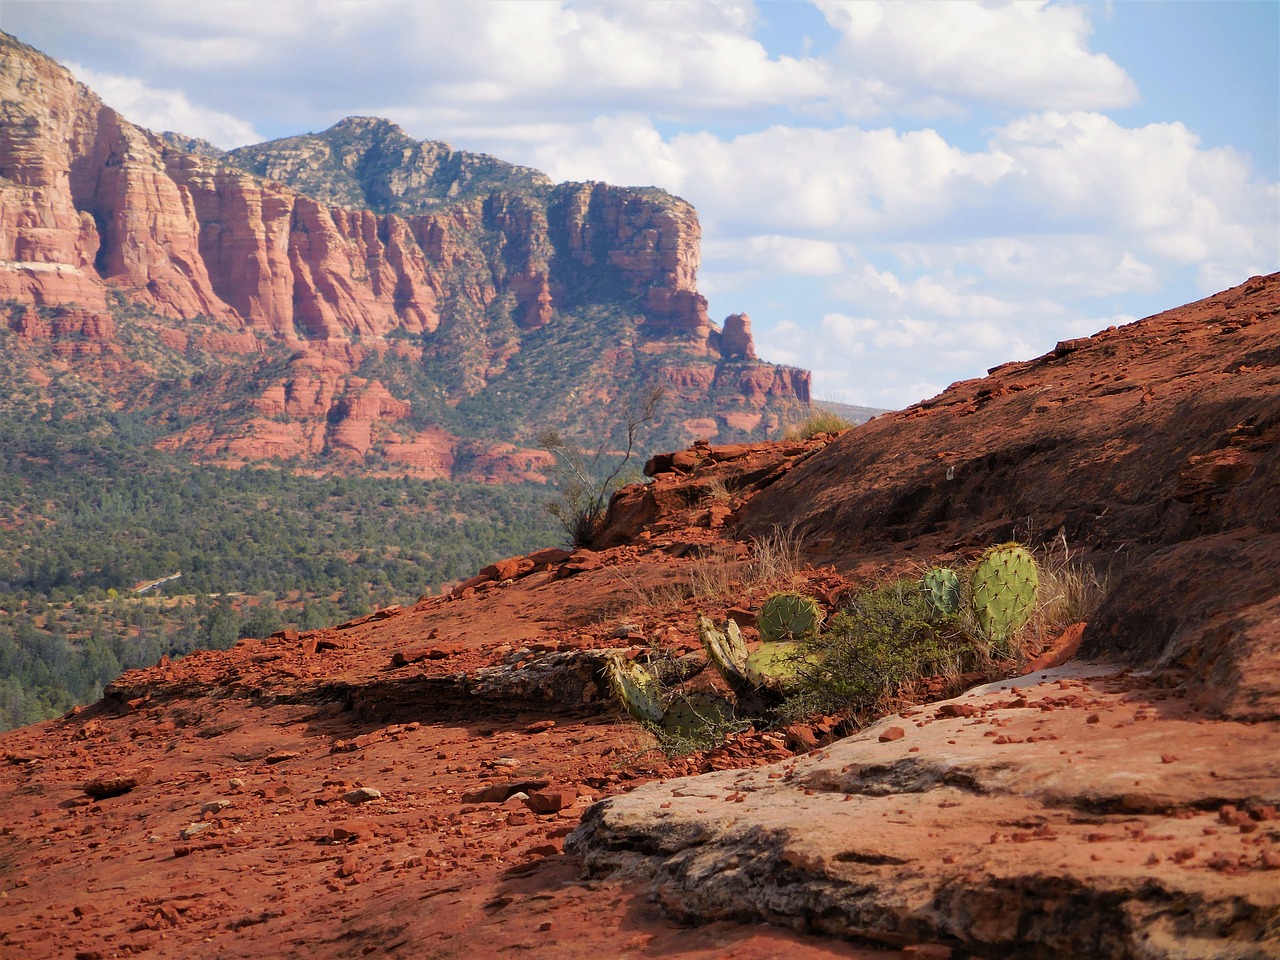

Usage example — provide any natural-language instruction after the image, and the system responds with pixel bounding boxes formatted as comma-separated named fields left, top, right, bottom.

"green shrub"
left=779, top=578, right=982, bottom=722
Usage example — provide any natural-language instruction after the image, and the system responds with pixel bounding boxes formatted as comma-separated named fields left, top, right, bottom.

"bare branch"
left=538, top=385, right=666, bottom=547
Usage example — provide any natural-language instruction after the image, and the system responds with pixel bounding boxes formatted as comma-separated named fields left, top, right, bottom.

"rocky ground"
left=0, top=520, right=904, bottom=960
left=1, top=274, right=1278, bottom=958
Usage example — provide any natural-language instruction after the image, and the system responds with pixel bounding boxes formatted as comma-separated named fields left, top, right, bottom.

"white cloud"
left=38, top=0, right=831, bottom=130
left=529, top=118, right=1007, bottom=234
left=67, top=63, right=261, bottom=147
left=24, top=0, right=1137, bottom=141
left=886, top=236, right=1162, bottom=299
left=703, top=235, right=846, bottom=277
left=530, top=109, right=1274, bottom=307
left=395, top=0, right=831, bottom=113
left=990, top=111, right=1280, bottom=287
left=750, top=254, right=1140, bottom=409
left=816, top=0, right=1137, bottom=114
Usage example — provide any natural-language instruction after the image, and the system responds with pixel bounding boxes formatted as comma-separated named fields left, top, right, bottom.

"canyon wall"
left=0, top=31, right=810, bottom=477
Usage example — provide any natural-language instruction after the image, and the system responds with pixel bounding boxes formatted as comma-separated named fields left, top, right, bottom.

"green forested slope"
left=0, top=417, right=558, bottom=730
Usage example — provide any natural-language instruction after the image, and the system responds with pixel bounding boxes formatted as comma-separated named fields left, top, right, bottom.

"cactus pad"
left=661, top=693, right=734, bottom=737
left=970, top=543, right=1039, bottom=647
left=605, top=656, right=664, bottom=724
left=920, top=567, right=962, bottom=617
left=743, top=641, right=814, bottom=693
left=699, top=615, right=754, bottom=700
left=757, top=592, right=824, bottom=643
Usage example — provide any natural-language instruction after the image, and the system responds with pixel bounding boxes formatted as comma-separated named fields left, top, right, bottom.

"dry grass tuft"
left=686, top=544, right=746, bottom=600
left=741, top=523, right=806, bottom=589
left=1030, top=532, right=1109, bottom=638
left=702, top=477, right=732, bottom=505
left=783, top=408, right=855, bottom=440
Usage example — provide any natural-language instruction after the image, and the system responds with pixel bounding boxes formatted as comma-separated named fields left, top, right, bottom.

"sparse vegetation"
left=783, top=408, right=855, bottom=440
left=618, top=523, right=806, bottom=614
left=608, top=538, right=1109, bottom=752
left=538, top=386, right=664, bottom=547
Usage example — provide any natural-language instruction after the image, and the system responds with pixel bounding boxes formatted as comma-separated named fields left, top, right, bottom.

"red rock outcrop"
left=740, top=272, right=1280, bottom=721
left=0, top=31, right=811, bottom=471
left=0, top=32, right=748, bottom=354
left=717, top=313, right=757, bottom=360
left=0, top=35, right=232, bottom=320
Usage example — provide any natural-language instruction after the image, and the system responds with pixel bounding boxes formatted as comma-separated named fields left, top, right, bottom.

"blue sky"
left=4, top=0, right=1276, bottom=408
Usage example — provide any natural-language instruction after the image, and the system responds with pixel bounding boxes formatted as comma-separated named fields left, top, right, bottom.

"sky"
left=4, top=1, right=1277, bottom=409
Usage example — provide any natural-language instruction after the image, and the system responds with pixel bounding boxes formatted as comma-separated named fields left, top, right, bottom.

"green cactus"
left=920, top=567, right=962, bottom=617
left=605, top=656, right=664, bottom=724
left=698, top=615, right=754, bottom=701
left=970, top=543, right=1039, bottom=648
left=743, top=641, right=813, bottom=693
left=757, top=592, right=824, bottom=643
left=660, top=693, right=734, bottom=737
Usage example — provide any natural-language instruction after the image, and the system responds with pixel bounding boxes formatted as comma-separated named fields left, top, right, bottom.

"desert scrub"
left=783, top=408, right=854, bottom=440
left=778, top=578, right=983, bottom=723
left=1032, top=533, right=1109, bottom=631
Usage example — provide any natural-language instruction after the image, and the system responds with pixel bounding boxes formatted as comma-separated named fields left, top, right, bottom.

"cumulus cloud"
left=816, top=0, right=1138, bottom=114
left=19, top=0, right=831, bottom=135
left=66, top=63, right=261, bottom=147
left=529, top=118, right=1008, bottom=235
left=989, top=112, right=1279, bottom=282
left=887, top=236, right=1162, bottom=299
left=12, top=1, right=1133, bottom=134
left=703, top=236, right=845, bottom=277
left=753, top=280, right=1082, bottom=410
left=532, top=109, right=1275, bottom=301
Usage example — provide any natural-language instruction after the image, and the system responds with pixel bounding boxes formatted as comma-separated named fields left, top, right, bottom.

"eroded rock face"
left=0, top=30, right=810, bottom=472
left=1, top=33, right=711, bottom=342
left=742, top=272, right=1280, bottom=719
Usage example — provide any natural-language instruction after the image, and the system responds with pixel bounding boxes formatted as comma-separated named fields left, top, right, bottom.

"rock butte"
left=0, top=31, right=810, bottom=479
left=0, top=274, right=1276, bottom=958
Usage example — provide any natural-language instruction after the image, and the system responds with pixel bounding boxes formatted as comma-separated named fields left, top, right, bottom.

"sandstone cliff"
left=0, top=31, right=811, bottom=478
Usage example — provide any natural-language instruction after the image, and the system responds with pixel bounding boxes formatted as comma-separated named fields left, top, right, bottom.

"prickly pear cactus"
left=757, top=592, right=824, bottom=643
left=699, top=615, right=754, bottom=700
left=921, top=567, right=962, bottom=617
left=970, top=543, right=1039, bottom=646
left=743, top=641, right=811, bottom=693
left=661, top=693, right=734, bottom=737
left=606, top=656, right=664, bottom=724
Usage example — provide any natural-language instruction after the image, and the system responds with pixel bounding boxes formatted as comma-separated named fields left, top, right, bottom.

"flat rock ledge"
left=567, top=665, right=1280, bottom=959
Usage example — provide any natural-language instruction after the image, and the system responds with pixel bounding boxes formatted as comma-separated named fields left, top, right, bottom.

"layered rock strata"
left=0, top=31, right=810, bottom=473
